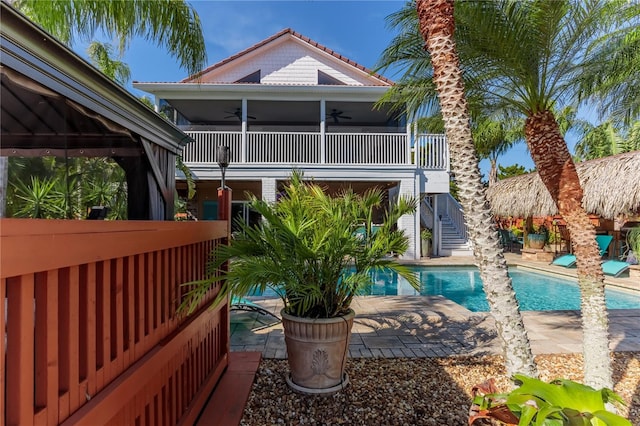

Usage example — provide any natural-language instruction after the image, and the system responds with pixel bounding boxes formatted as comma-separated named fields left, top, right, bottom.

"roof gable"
left=183, top=28, right=392, bottom=86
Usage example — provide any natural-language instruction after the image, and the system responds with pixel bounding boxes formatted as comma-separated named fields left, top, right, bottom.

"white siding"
left=201, top=39, right=374, bottom=86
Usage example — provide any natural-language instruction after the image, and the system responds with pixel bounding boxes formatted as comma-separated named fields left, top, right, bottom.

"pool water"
left=360, top=266, right=640, bottom=312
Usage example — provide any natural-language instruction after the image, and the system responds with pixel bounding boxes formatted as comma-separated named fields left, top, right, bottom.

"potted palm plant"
left=421, top=228, right=433, bottom=258
left=182, top=171, right=419, bottom=394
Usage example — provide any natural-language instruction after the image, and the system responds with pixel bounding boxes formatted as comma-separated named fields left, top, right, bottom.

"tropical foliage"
left=574, top=120, right=640, bottom=161
left=12, top=0, right=207, bottom=78
left=579, top=0, right=640, bottom=125
left=470, top=375, right=631, bottom=426
left=180, top=171, right=419, bottom=318
left=86, top=41, right=131, bottom=85
left=498, top=164, right=530, bottom=180
left=7, top=157, right=126, bottom=219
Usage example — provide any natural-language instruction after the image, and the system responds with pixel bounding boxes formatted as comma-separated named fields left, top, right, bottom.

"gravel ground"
left=241, top=352, right=639, bottom=425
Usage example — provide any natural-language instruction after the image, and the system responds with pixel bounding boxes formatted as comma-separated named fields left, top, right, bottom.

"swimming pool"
left=360, top=266, right=640, bottom=312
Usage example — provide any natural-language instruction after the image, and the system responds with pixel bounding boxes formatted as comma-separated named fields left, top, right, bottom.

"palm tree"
left=414, top=0, right=537, bottom=378
left=86, top=41, right=131, bottom=85
left=450, top=0, right=625, bottom=389
left=387, top=0, right=622, bottom=389
left=473, top=115, right=523, bottom=186
left=579, top=0, right=640, bottom=125
left=574, top=120, right=640, bottom=161
left=12, top=0, right=207, bottom=78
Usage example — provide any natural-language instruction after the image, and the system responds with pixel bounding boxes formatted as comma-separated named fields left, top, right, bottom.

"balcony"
left=181, top=131, right=449, bottom=171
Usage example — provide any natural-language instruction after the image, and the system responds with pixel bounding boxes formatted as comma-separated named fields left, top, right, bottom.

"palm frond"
left=14, top=0, right=207, bottom=76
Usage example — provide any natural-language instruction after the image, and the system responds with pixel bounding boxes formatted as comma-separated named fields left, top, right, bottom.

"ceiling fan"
left=327, top=109, right=352, bottom=123
left=224, top=108, right=256, bottom=120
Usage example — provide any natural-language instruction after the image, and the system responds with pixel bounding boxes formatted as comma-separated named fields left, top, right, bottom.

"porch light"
left=217, top=145, right=230, bottom=188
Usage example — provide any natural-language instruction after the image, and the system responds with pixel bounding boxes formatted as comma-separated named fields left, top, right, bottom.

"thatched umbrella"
left=487, top=151, right=640, bottom=220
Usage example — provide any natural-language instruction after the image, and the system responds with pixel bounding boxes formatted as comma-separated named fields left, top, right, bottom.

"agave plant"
left=181, top=171, right=420, bottom=318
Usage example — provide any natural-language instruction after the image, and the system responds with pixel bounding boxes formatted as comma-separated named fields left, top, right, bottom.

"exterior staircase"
left=439, top=216, right=473, bottom=256
left=420, top=194, right=473, bottom=257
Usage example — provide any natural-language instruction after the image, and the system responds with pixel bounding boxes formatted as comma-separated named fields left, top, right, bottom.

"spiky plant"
left=181, top=171, right=419, bottom=319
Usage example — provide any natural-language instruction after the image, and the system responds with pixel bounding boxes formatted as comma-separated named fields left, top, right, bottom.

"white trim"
left=132, top=82, right=389, bottom=102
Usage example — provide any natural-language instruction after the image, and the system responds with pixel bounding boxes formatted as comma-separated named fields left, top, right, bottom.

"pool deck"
left=230, top=253, right=640, bottom=359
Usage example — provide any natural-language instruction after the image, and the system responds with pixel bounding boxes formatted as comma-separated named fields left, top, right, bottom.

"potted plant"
left=421, top=228, right=432, bottom=258
left=182, top=171, right=419, bottom=394
left=527, top=224, right=548, bottom=250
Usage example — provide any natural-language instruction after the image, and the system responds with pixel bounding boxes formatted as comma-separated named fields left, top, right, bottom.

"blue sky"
left=103, top=0, right=539, bottom=178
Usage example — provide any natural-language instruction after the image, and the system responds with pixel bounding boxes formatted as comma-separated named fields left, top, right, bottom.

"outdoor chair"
left=601, top=260, right=630, bottom=278
left=551, top=234, right=613, bottom=268
left=498, top=229, right=520, bottom=252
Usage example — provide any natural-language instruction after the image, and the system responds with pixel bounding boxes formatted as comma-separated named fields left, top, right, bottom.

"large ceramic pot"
left=528, top=233, right=546, bottom=249
left=421, top=239, right=431, bottom=258
left=281, top=309, right=355, bottom=394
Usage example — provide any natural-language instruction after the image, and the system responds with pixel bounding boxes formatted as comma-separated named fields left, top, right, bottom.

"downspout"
left=241, top=98, right=247, bottom=163
left=320, top=99, right=326, bottom=164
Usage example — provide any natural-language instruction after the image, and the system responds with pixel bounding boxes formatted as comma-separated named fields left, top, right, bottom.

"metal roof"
left=0, top=1, right=193, bottom=156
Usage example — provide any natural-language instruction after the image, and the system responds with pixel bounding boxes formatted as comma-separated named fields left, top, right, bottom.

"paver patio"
left=230, top=255, right=640, bottom=359
left=231, top=296, right=640, bottom=358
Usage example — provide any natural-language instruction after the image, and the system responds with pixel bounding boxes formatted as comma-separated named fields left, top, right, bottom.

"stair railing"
left=437, top=193, right=468, bottom=242
left=420, top=195, right=434, bottom=228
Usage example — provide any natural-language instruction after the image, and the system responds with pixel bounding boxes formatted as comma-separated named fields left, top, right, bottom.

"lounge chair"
left=551, top=235, right=613, bottom=268
left=231, top=296, right=281, bottom=330
left=551, top=253, right=577, bottom=267
left=601, top=260, right=630, bottom=278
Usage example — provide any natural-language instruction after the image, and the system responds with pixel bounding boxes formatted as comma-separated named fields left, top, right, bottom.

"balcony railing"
left=1, top=219, right=228, bottom=426
left=182, top=131, right=448, bottom=169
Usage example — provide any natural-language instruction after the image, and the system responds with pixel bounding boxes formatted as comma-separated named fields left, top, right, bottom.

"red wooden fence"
left=1, top=219, right=229, bottom=426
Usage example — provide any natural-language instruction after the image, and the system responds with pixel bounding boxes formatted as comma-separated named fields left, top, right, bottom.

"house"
left=134, top=29, right=471, bottom=258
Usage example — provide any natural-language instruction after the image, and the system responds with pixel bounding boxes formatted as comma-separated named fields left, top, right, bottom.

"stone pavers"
left=230, top=295, right=640, bottom=359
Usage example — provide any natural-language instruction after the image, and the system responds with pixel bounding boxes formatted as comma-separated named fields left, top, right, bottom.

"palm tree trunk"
left=525, top=110, right=612, bottom=389
left=417, top=0, right=537, bottom=378
left=488, top=157, right=498, bottom=186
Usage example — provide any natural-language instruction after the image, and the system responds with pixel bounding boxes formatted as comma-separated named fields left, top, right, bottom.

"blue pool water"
left=360, top=266, right=640, bottom=312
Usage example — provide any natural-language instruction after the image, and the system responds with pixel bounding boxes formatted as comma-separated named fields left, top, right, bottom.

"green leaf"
left=591, top=410, right=632, bottom=426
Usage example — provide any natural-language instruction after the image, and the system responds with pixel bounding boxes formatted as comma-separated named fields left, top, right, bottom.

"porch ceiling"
left=165, top=98, right=399, bottom=126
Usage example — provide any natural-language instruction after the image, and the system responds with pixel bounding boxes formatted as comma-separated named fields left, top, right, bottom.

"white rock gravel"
left=241, top=352, right=639, bottom=425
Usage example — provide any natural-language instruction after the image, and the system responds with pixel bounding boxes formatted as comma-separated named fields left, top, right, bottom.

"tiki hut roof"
left=486, top=151, right=640, bottom=220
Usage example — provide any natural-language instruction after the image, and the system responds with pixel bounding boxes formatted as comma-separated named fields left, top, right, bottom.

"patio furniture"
left=551, top=235, right=613, bottom=268
left=601, top=260, right=630, bottom=278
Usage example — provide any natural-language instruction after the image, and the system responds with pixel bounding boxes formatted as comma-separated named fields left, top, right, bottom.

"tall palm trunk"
left=525, top=110, right=612, bottom=388
left=417, top=0, right=536, bottom=378
left=488, top=157, right=498, bottom=186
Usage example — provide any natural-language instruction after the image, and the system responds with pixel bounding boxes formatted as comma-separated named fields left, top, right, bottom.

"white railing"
left=183, top=130, right=448, bottom=169
left=421, top=196, right=435, bottom=228
left=325, top=133, right=406, bottom=164
left=438, top=193, right=468, bottom=241
left=182, top=131, right=242, bottom=163
left=415, top=134, right=449, bottom=171
left=247, top=132, right=321, bottom=163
